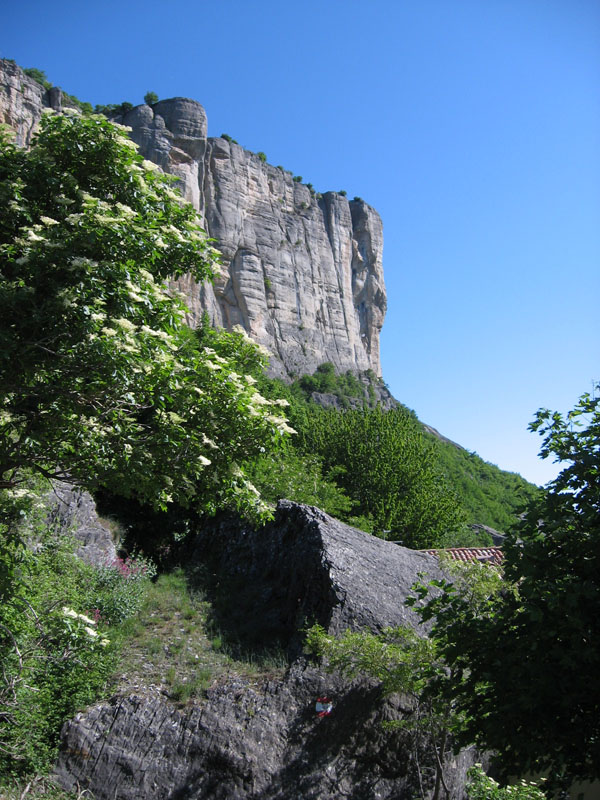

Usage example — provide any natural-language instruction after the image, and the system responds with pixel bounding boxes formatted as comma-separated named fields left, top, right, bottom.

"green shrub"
left=293, top=175, right=302, bottom=182
left=23, top=67, right=52, bottom=90
left=90, top=553, right=157, bottom=624
left=257, top=151, right=267, bottom=162
left=0, top=530, right=119, bottom=776
left=144, top=91, right=159, bottom=105
left=94, top=101, right=134, bottom=117
left=466, top=766, right=547, bottom=800
left=0, top=487, right=156, bottom=777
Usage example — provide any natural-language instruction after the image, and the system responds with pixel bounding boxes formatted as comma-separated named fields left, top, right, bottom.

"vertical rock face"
left=0, top=61, right=387, bottom=378
left=0, top=59, right=61, bottom=146
left=120, top=101, right=387, bottom=378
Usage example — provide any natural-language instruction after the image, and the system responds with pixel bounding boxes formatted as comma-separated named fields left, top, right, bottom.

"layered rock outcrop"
left=0, top=60, right=386, bottom=378
left=55, top=502, right=477, bottom=800
left=0, top=59, right=61, bottom=146
left=120, top=101, right=386, bottom=379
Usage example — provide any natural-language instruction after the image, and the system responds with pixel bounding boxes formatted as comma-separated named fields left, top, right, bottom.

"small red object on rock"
left=315, top=697, right=333, bottom=716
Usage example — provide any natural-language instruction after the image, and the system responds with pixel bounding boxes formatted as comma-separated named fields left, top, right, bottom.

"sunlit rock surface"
left=0, top=59, right=387, bottom=379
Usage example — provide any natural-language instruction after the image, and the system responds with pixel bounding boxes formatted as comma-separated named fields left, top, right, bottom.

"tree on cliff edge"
left=0, top=111, right=291, bottom=517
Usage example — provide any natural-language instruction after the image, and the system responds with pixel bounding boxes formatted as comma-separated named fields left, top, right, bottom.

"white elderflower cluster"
left=114, top=317, right=136, bottom=333
left=62, top=607, right=110, bottom=647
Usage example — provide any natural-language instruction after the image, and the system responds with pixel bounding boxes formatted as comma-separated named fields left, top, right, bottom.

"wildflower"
left=99, top=638, right=110, bottom=647
left=198, top=455, right=211, bottom=466
left=84, top=626, right=98, bottom=638
left=250, top=394, right=270, bottom=405
left=70, top=256, right=97, bottom=268
left=141, top=325, right=171, bottom=341
left=115, top=202, right=136, bottom=218
left=62, top=607, right=78, bottom=619
left=40, top=215, right=59, bottom=226
left=101, top=327, right=118, bottom=337
left=10, top=488, right=32, bottom=499
left=114, top=317, right=136, bottom=332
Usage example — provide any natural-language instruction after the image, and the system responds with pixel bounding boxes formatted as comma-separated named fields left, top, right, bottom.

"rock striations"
left=0, top=60, right=386, bottom=378
left=54, top=502, right=477, bottom=800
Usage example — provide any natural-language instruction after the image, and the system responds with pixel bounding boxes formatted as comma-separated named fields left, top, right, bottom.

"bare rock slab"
left=54, top=504, right=479, bottom=800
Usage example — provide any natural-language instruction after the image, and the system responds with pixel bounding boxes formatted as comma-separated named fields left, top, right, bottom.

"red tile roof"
left=422, top=547, right=504, bottom=566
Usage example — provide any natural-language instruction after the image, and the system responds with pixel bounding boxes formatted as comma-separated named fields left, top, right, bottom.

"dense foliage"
left=0, top=111, right=294, bottom=779
left=466, top=767, right=548, bottom=800
left=0, top=111, right=290, bottom=518
left=0, top=487, right=154, bottom=777
left=247, top=372, right=469, bottom=546
left=434, top=439, right=540, bottom=532
left=296, top=405, right=465, bottom=547
left=258, top=365, right=538, bottom=537
left=411, top=391, right=600, bottom=790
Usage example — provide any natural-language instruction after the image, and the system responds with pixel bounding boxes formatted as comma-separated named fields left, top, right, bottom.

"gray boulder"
left=55, top=502, right=478, bottom=799
left=189, top=500, right=443, bottom=655
left=44, top=483, right=117, bottom=566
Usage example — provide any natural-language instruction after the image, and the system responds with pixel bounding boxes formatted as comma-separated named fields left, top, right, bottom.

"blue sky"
left=3, top=0, right=599, bottom=486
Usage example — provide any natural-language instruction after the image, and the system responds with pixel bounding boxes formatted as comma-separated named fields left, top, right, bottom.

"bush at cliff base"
left=0, top=484, right=156, bottom=778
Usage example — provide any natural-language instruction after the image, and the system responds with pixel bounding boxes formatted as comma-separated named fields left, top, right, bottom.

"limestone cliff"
left=0, top=60, right=386, bottom=378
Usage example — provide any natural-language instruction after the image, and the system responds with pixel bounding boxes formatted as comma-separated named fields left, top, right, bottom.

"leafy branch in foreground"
left=411, top=390, right=600, bottom=792
left=306, top=622, right=454, bottom=800
left=0, top=111, right=292, bottom=518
